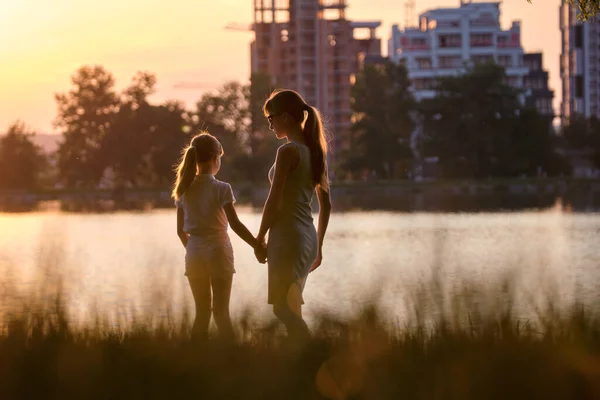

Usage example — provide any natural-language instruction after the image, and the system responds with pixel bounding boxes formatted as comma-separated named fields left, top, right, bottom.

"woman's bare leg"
left=273, top=282, right=310, bottom=342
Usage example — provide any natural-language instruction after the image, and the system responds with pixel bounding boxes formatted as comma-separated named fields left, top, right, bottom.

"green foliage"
left=188, top=81, right=251, bottom=182
left=3, top=273, right=600, bottom=399
left=54, top=65, right=120, bottom=187
left=422, top=64, right=569, bottom=178
left=561, top=115, right=600, bottom=171
left=51, top=68, right=273, bottom=189
left=245, top=73, right=280, bottom=183
left=347, top=62, right=415, bottom=179
left=0, top=121, right=46, bottom=190
left=7, top=60, right=592, bottom=190
left=529, top=0, right=600, bottom=21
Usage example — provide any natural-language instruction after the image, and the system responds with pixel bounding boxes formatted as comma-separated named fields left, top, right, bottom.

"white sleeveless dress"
left=267, top=142, right=319, bottom=305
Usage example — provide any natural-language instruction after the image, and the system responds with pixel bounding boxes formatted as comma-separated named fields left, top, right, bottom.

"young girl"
left=173, top=132, right=261, bottom=342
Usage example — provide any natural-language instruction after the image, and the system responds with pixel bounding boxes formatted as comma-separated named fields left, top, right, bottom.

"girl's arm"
left=224, top=203, right=260, bottom=249
left=256, top=144, right=297, bottom=243
left=176, top=207, right=188, bottom=248
left=310, top=184, right=331, bottom=272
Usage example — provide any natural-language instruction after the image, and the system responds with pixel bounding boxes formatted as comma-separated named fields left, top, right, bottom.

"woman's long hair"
left=172, top=132, right=223, bottom=200
left=263, top=89, right=328, bottom=189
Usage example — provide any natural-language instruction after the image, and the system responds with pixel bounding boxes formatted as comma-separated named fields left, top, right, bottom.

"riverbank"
left=2, top=283, right=600, bottom=399
left=1, top=177, right=600, bottom=212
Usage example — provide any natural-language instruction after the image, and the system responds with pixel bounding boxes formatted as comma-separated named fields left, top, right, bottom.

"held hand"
left=254, top=245, right=267, bottom=264
left=310, top=248, right=323, bottom=272
left=257, top=235, right=266, bottom=249
left=254, top=236, right=267, bottom=264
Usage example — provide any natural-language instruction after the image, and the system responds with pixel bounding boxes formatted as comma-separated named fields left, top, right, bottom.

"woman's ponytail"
left=303, top=105, right=329, bottom=190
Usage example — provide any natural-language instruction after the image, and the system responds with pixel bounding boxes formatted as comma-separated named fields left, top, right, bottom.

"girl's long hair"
left=172, top=132, right=223, bottom=200
left=263, top=89, right=329, bottom=190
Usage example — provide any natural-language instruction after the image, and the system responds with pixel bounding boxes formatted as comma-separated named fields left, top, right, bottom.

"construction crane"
left=404, top=0, right=416, bottom=29
left=172, top=82, right=211, bottom=90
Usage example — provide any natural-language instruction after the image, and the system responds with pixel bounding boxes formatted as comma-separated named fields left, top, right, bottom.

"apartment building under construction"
left=251, top=0, right=381, bottom=161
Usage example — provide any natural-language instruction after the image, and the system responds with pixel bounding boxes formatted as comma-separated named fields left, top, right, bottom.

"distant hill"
left=0, top=133, right=61, bottom=154
left=32, top=134, right=61, bottom=154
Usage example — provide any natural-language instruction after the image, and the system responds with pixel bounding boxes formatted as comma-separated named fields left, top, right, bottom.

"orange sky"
left=0, top=0, right=560, bottom=133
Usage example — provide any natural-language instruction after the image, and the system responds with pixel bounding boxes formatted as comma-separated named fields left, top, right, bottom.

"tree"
left=592, top=118, right=600, bottom=169
left=189, top=82, right=251, bottom=182
left=422, top=64, right=520, bottom=178
left=244, top=73, right=279, bottom=183
left=348, top=62, right=416, bottom=179
left=124, top=71, right=157, bottom=107
left=145, top=101, right=190, bottom=185
left=529, top=0, right=600, bottom=21
left=421, top=64, right=568, bottom=178
left=509, top=108, right=571, bottom=176
left=54, top=65, right=119, bottom=187
left=101, top=71, right=159, bottom=187
left=0, top=121, right=46, bottom=190
left=561, top=115, right=600, bottom=171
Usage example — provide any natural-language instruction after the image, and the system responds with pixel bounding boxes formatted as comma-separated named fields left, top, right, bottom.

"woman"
left=255, top=89, right=332, bottom=341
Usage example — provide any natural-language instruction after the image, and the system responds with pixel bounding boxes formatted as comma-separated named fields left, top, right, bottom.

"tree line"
left=1, top=66, right=277, bottom=190
left=347, top=62, right=598, bottom=180
left=2, top=62, right=600, bottom=191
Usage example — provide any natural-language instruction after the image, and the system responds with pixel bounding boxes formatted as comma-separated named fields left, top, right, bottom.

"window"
left=575, top=26, right=583, bottom=48
left=470, top=33, right=493, bottom=47
left=412, top=38, right=428, bottom=47
left=575, top=75, right=584, bottom=97
left=439, top=56, right=461, bottom=68
left=416, top=57, right=432, bottom=69
left=470, top=13, right=497, bottom=27
left=498, top=55, right=512, bottom=67
left=472, top=55, right=494, bottom=65
left=505, top=76, right=519, bottom=87
left=497, top=35, right=509, bottom=47
left=413, top=78, right=435, bottom=90
left=437, top=20, right=460, bottom=28
left=439, top=34, right=461, bottom=48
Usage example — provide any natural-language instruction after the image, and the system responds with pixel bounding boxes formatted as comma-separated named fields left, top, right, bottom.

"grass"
left=2, top=272, right=600, bottom=400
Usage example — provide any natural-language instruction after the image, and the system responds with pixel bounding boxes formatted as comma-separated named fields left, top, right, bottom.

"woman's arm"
left=256, top=144, right=297, bottom=243
left=311, top=184, right=331, bottom=272
left=176, top=207, right=188, bottom=248
left=224, top=203, right=259, bottom=249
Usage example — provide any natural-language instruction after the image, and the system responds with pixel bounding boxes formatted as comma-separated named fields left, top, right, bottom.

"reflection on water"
left=0, top=209, right=599, bottom=326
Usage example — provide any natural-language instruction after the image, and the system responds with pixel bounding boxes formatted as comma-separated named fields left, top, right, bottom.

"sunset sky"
left=1, top=0, right=560, bottom=133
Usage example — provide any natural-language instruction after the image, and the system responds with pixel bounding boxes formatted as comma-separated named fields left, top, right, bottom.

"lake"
left=1, top=207, right=599, bottom=328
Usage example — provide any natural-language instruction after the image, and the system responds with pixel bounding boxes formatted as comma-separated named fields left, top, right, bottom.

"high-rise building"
left=251, top=0, right=381, bottom=160
left=523, top=53, right=554, bottom=121
left=388, top=1, right=528, bottom=101
left=560, top=1, right=600, bottom=124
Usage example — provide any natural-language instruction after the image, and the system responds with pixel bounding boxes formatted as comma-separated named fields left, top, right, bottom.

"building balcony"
left=413, top=89, right=437, bottom=101
left=406, top=69, right=439, bottom=79
left=505, top=65, right=529, bottom=73
left=470, top=40, right=494, bottom=47
left=400, top=44, right=430, bottom=51
left=497, top=42, right=521, bottom=48
left=438, top=43, right=462, bottom=49
left=439, top=64, right=461, bottom=70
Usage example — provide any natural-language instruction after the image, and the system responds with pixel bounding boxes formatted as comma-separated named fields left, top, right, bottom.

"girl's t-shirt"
left=174, top=174, right=236, bottom=240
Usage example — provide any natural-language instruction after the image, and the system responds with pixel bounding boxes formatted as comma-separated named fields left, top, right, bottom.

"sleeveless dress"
left=267, top=142, right=319, bottom=305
